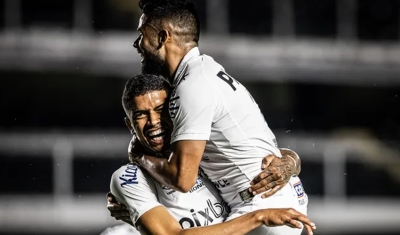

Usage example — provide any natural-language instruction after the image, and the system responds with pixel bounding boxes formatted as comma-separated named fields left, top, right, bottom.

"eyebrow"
left=133, top=103, right=165, bottom=113
left=154, top=103, right=165, bottom=110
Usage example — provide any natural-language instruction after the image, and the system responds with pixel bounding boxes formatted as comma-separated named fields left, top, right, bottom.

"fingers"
left=112, top=212, right=130, bottom=218
left=250, top=178, right=286, bottom=196
left=250, top=180, right=276, bottom=195
left=108, top=203, right=126, bottom=209
left=261, top=155, right=275, bottom=169
left=286, top=210, right=316, bottom=235
left=106, top=192, right=119, bottom=204
left=260, top=185, right=283, bottom=198
left=304, top=224, right=315, bottom=235
left=114, top=215, right=130, bottom=220
left=109, top=205, right=130, bottom=220
left=285, top=219, right=302, bottom=229
left=295, top=215, right=316, bottom=232
left=250, top=170, right=271, bottom=186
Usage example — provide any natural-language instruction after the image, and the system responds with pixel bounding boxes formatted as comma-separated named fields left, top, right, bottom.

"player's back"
left=170, top=53, right=282, bottom=207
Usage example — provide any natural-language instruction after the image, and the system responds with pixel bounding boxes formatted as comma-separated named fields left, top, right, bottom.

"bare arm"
left=249, top=148, right=302, bottom=197
left=135, top=140, right=205, bottom=193
left=135, top=205, right=315, bottom=235
left=279, top=148, right=301, bottom=176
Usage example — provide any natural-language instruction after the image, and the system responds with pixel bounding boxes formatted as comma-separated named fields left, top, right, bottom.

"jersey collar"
left=172, top=47, right=200, bottom=85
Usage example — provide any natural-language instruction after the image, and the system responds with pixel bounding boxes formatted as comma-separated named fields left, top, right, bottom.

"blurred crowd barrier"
left=0, top=130, right=399, bottom=234
left=1, top=1, right=400, bottom=235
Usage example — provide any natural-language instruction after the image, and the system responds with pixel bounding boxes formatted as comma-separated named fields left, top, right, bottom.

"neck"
left=164, top=46, right=193, bottom=83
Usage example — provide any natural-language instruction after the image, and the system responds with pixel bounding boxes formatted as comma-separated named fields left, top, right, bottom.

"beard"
left=141, top=50, right=165, bottom=76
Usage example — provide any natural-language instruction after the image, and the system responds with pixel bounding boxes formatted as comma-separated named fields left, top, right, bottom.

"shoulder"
left=110, top=164, right=157, bottom=199
left=111, top=164, right=143, bottom=187
left=177, top=55, right=222, bottom=87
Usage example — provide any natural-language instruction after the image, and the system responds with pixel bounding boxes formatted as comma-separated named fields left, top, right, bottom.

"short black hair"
left=138, top=0, right=200, bottom=45
left=122, top=74, right=171, bottom=113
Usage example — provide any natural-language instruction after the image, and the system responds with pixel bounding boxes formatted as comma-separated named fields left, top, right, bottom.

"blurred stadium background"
left=1, top=0, right=400, bottom=234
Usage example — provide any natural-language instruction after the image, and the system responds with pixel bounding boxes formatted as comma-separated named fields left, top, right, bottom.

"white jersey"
left=110, top=163, right=229, bottom=229
left=168, top=48, right=308, bottom=235
left=169, top=47, right=285, bottom=207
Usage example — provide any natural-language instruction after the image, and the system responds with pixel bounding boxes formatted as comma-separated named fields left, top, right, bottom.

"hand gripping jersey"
left=110, top=164, right=230, bottom=229
left=168, top=48, right=308, bottom=234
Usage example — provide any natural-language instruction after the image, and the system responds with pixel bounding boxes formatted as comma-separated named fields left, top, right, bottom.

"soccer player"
left=105, top=74, right=315, bottom=235
left=127, top=1, right=309, bottom=234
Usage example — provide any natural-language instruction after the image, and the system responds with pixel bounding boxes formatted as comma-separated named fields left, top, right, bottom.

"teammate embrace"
left=104, top=1, right=317, bottom=235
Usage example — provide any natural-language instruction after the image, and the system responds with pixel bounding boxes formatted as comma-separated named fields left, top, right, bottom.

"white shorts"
left=227, top=176, right=308, bottom=235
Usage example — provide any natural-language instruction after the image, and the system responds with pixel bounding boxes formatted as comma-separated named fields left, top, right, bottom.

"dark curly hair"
left=122, top=74, right=171, bottom=113
left=138, top=0, right=200, bottom=45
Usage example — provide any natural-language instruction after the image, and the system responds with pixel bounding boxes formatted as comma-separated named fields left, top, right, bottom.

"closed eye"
left=133, top=111, right=147, bottom=120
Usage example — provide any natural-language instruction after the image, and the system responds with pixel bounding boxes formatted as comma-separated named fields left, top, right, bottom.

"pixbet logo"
left=178, top=199, right=228, bottom=228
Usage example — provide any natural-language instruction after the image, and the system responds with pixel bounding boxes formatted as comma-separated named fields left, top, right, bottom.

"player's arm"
left=110, top=164, right=316, bottom=235
left=135, top=140, right=205, bottom=193
left=135, top=205, right=316, bottom=235
left=280, top=148, right=301, bottom=175
left=249, top=148, right=302, bottom=197
left=134, top=79, right=214, bottom=193
left=108, top=193, right=317, bottom=235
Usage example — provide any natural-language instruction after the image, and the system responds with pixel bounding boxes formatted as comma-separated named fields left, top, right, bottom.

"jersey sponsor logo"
left=189, top=177, right=206, bottom=193
left=119, top=165, right=139, bottom=187
left=212, top=179, right=231, bottom=189
left=161, top=185, right=176, bottom=195
left=298, top=197, right=307, bottom=206
left=293, top=181, right=305, bottom=198
left=178, top=199, right=230, bottom=229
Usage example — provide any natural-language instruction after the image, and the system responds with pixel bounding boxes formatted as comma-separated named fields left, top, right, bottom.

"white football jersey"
left=168, top=47, right=290, bottom=208
left=110, top=164, right=229, bottom=229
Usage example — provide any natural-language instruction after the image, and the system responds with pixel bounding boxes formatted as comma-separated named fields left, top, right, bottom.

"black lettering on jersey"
left=189, top=177, right=205, bottom=193
left=198, top=208, right=213, bottom=225
left=179, top=200, right=225, bottom=229
left=169, top=90, right=180, bottom=118
left=190, top=209, right=202, bottom=226
left=217, top=71, right=238, bottom=91
left=207, top=199, right=224, bottom=218
left=179, top=217, right=194, bottom=228
left=198, top=167, right=209, bottom=178
left=217, top=71, right=256, bottom=103
left=119, top=165, right=139, bottom=187
left=213, top=179, right=231, bottom=189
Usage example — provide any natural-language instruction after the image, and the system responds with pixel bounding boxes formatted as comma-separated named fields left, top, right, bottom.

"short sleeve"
left=169, top=73, right=217, bottom=143
left=110, top=164, right=162, bottom=226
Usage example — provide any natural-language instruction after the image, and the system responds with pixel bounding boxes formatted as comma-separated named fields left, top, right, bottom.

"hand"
left=249, top=154, right=296, bottom=198
left=257, top=208, right=316, bottom=235
left=106, top=192, right=132, bottom=226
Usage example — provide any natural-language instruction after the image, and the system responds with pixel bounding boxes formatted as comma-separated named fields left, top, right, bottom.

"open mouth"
left=147, top=128, right=166, bottom=144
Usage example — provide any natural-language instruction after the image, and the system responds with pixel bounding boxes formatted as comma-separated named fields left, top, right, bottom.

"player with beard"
left=118, top=1, right=312, bottom=235
left=104, top=75, right=315, bottom=235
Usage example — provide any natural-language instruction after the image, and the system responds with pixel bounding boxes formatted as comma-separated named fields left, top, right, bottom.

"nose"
left=133, top=35, right=140, bottom=49
left=148, top=111, right=160, bottom=126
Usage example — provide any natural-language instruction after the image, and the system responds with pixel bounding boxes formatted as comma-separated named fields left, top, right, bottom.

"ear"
left=157, top=29, right=170, bottom=48
left=124, top=117, right=135, bottom=135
